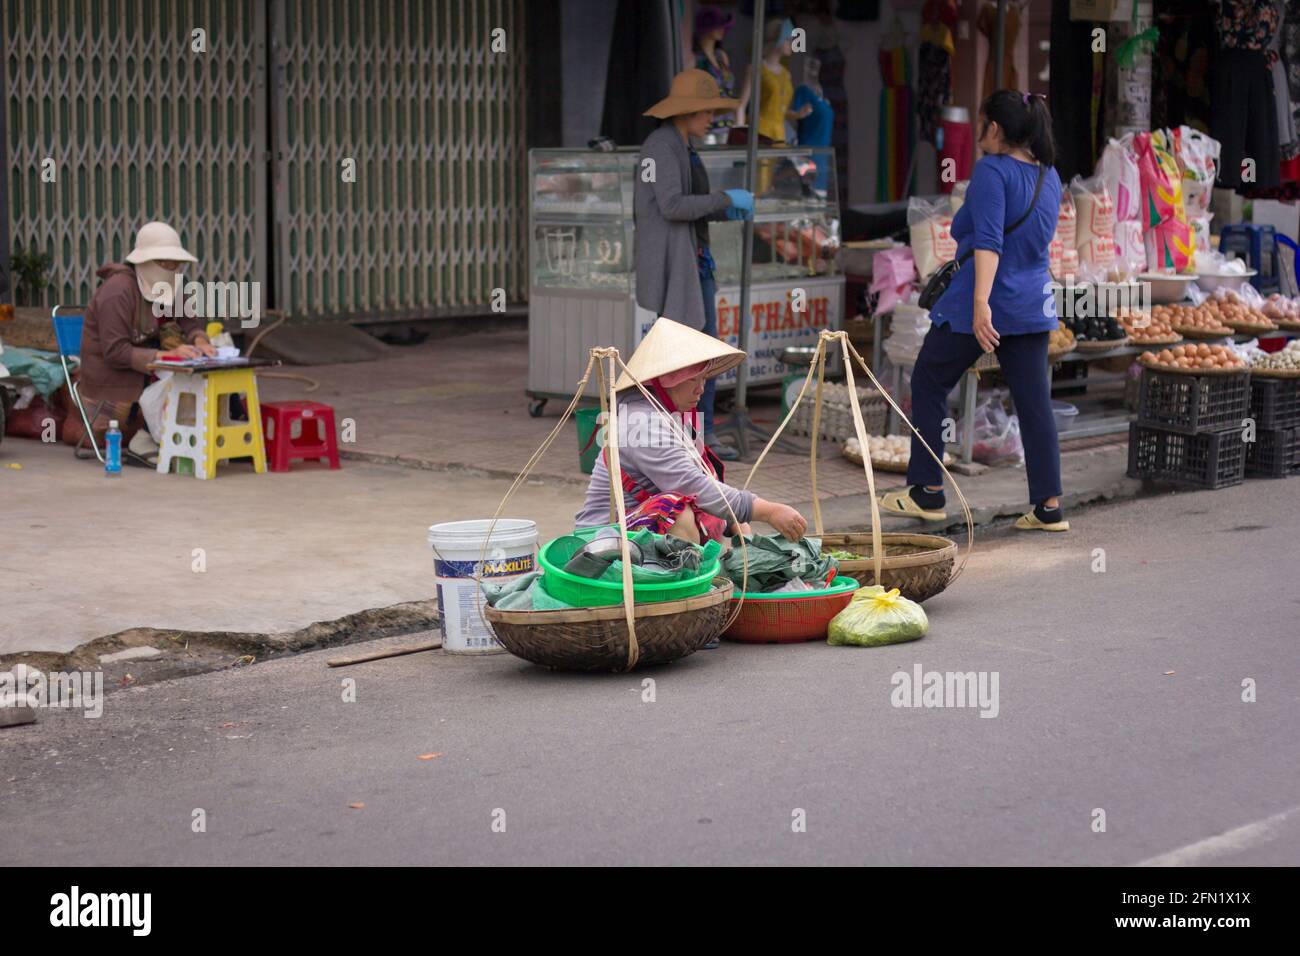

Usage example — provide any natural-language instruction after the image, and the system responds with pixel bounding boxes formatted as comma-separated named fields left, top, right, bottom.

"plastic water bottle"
left=105, top=420, right=122, bottom=478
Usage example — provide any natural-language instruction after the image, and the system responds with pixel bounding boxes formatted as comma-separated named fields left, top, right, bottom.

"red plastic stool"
left=261, top=400, right=341, bottom=472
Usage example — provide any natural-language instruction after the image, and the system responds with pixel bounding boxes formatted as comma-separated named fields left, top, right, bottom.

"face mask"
left=136, top=262, right=183, bottom=305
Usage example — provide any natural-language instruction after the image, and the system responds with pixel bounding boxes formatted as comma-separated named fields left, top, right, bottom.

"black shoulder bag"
left=917, top=163, right=1047, bottom=311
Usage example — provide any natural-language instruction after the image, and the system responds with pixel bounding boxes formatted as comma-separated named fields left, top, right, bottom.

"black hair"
left=978, top=89, right=1056, bottom=167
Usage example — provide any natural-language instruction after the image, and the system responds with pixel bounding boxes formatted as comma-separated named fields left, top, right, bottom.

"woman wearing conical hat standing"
left=575, top=318, right=807, bottom=549
left=637, top=67, right=754, bottom=461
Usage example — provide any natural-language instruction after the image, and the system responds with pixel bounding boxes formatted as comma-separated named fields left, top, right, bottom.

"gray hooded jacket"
left=634, top=123, right=732, bottom=330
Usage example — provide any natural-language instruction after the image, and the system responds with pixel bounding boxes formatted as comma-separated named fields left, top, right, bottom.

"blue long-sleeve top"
left=929, top=154, right=1062, bottom=336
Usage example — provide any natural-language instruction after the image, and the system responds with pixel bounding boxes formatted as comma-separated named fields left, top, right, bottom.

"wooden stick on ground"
left=326, top=641, right=442, bottom=668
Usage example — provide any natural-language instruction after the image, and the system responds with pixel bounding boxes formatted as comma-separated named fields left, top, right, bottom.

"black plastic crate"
left=1246, top=426, right=1300, bottom=478
left=1127, top=423, right=1246, bottom=489
left=1249, top=376, right=1300, bottom=430
left=1137, top=367, right=1250, bottom=434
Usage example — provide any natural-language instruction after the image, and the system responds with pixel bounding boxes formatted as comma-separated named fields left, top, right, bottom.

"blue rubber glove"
left=724, top=188, right=754, bottom=221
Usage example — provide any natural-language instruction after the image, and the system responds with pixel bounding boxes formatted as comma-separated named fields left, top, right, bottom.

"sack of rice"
left=1071, top=175, right=1116, bottom=271
left=1098, top=135, right=1141, bottom=223
left=951, top=180, right=969, bottom=214
left=1114, top=219, right=1146, bottom=276
left=1056, top=190, right=1078, bottom=249
left=907, top=195, right=957, bottom=281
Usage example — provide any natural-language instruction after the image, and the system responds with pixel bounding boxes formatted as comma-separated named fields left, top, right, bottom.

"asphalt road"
left=3, top=481, right=1298, bottom=866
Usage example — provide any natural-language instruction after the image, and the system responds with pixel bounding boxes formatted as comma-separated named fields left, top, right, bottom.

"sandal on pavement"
left=1014, top=507, right=1070, bottom=532
left=879, top=487, right=947, bottom=522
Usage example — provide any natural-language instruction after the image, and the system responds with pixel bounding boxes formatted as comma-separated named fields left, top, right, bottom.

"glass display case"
left=527, top=146, right=843, bottom=409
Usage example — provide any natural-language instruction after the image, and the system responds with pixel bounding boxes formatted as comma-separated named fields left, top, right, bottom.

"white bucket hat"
left=125, top=221, right=197, bottom=265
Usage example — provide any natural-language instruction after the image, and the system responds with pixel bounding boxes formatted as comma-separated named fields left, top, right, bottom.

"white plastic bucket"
left=427, top=519, right=538, bottom=655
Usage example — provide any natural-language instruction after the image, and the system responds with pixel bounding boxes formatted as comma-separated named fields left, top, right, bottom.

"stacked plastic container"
left=1127, top=366, right=1250, bottom=489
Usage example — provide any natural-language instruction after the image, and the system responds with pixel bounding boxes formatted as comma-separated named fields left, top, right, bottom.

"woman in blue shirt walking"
left=882, top=91, right=1070, bottom=532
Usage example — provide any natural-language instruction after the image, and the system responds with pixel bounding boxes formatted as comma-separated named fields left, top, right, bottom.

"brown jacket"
left=78, top=263, right=203, bottom=404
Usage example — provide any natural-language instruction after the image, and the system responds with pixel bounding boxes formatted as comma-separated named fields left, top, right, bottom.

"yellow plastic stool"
left=203, top=367, right=266, bottom=478
left=158, top=368, right=266, bottom=478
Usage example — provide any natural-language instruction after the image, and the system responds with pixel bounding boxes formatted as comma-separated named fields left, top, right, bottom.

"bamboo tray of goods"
left=1171, top=323, right=1233, bottom=340
left=1127, top=333, right=1182, bottom=346
left=1222, top=317, right=1278, bottom=334
left=820, top=533, right=958, bottom=604
left=842, top=436, right=953, bottom=474
left=1250, top=351, right=1300, bottom=377
left=1072, top=335, right=1130, bottom=352
left=1138, top=345, right=1249, bottom=376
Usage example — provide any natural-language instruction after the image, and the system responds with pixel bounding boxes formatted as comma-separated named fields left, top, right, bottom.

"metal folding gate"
left=4, top=0, right=267, bottom=307
left=3, top=0, right=526, bottom=320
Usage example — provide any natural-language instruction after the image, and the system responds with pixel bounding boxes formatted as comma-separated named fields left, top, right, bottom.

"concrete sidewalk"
left=3, top=326, right=1140, bottom=659
left=258, top=327, right=1140, bottom=529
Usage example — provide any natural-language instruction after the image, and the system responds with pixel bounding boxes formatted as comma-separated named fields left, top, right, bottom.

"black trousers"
left=906, top=323, right=1062, bottom=504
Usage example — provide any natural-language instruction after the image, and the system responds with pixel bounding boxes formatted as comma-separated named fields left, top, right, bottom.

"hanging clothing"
left=600, top=0, right=675, bottom=146
left=813, top=42, right=850, bottom=209
left=1214, top=2, right=1284, bottom=192
left=977, top=1, right=1020, bottom=94
left=876, top=46, right=916, bottom=201
left=695, top=46, right=737, bottom=133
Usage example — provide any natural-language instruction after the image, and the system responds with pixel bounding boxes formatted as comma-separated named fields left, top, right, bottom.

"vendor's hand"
left=973, top=300, right=999, bottom=353
left=728, top=521, right=753, bottom=537
left=194, top=337, right=217, bottom=358
left=159, top=344, right=202, bottom=360
left=793, top=104, right=814, bottom=120
left=724, top=188, right=754, bottom=221
left=766, top=504, right=807, bottom=542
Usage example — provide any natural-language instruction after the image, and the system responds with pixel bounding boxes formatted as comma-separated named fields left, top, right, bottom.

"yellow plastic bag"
left=827, top=586, right=928, bottom=647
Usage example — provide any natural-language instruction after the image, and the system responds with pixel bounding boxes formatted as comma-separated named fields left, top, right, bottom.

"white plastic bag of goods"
left=908, top=195, right=957, bottom=281
left=1055, top=190, right=1078, bottom=249
left=139, top=372, right=173, bottom=442
left=1097, top=134, right=1142, bottom=222
left=1174, top=126, right=1220, bottom=218
left=1071, top=174, right=1116, bottom=271
left=1113, top=219, right=1146, bottom=276
left=1188, top=215, right=1213, bottom=259
left=951, top=180, right=970, bottom=213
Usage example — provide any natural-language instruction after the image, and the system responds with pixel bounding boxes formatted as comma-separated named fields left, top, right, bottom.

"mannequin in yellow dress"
left=736, top=18, right=812, bottom=146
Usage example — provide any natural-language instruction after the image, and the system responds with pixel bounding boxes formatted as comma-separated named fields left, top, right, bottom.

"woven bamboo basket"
left=1172, top=324, right=1233, bottom=340
left=1072, top=335, right=1131, bottom=352
left=818, top=532, right=958, bottom=603
left=484, top=577, right=734, bottom=672
left=1248, top=365, right=1300, bottom=379
left=787, top=382, right=887, bottom=441
left=1223, top=318, right=1278, bottom=335
left=1137, top=354, right=1249, bottom=376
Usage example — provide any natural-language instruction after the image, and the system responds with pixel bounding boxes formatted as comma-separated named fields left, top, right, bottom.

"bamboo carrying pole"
left=474, top=347, right=751, bottom=672
left=742, top=330, right=975, bottom=587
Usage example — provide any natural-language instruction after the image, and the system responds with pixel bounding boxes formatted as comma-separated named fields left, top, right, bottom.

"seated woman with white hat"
left=64, top=221, right=215, bottom=461
left=575, top=318, right=807, bottom=545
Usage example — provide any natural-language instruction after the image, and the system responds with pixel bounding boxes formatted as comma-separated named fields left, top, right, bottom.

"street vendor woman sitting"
left=574, top=318, right=807, bottom=544
left=63, top=221, right=215, bottom=461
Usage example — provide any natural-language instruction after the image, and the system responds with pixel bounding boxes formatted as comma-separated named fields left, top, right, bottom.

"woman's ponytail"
left=979, top=89, right=1056, bottom=167
left=1025, top=94, right=1056, bottom=167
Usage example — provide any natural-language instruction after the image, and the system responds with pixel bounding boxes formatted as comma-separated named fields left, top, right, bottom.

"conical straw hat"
left=615, top=317, right=745, bottom=391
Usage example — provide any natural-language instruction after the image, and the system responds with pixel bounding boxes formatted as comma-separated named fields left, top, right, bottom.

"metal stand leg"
left=960, top=370, right=977, bottom=464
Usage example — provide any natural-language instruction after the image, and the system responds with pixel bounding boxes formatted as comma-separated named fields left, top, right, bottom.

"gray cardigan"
left=634, top=124, right=732, bottom=330
left=574, top=393, right=756, bottom=529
